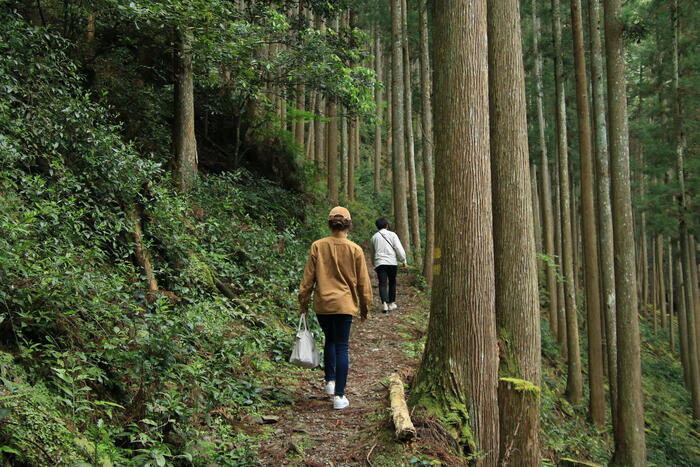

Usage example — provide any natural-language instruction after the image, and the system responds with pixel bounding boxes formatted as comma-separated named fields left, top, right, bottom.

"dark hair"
left=329, top=217, right=352, bottom=231
left=375, top=217, right=389, bottom=230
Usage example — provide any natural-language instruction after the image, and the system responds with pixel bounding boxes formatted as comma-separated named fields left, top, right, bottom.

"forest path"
left=257, top=266, right=426, bottom=466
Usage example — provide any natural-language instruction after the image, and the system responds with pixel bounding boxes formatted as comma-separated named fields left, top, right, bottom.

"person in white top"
left=370, top=217, right=407, bottom=313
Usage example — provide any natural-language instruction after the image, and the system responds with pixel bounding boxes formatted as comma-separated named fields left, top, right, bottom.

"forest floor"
left=254, top=267, right=431, bottom=466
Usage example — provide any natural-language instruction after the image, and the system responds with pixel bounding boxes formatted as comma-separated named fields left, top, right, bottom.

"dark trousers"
left=375, top=264, right=398, bottom=304
left=316, top=314, right=353, bottom=396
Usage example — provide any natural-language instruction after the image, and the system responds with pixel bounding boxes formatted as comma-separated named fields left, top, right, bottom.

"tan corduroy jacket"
left=298, top=235, right=373, bottom=318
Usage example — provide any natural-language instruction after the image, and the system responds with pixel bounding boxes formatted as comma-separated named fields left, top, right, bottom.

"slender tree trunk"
left=86, top=12, right=96, bottom=42
left=413, top=0, right=499, bottom=463
left=531, top=163, right=543, bottom=256
left=488, top=0, right=541, bottom=461
left=682, top=235, right=700, bottom=418
left=553, top=0, right=583, bottom=402
left=419, top=0, right=435, bottom=285
left=305, top=93, right=316, bottom=161
left=391, top=0, right=410, bottom=252
left=659, top=236, right=668, bottom=330
left=315, top=94, right=325, bottom=168
left=374, top=32, right=383, bottom=193
left=555, top=166, right=568, bottom=355
left=326, top=98, right=338, bottom=203
left=652, top=233, right=659, bottom=332
left=174, top=28, right=198, bottom=191
left=669, top=242, right=675, bottom=353
left=641, top=206, right=649, bottom=318
left=348, top=116, right=356, bottom=201
left=605, top=0, right=647, bottom=460
left=341, top=111, right=349, bottom=197
left=677, top=245, right=690, bottom=387
left=295, top=86, right=305, bottom=146
left=570, top=0, right=604, bottom=425
left=534, top=0, right=558, bottom=338
left=401, top=0, right=421, bottom=263
left=589, top=0, right=618, bottom=421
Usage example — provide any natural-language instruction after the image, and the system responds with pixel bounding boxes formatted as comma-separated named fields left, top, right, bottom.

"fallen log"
left=388, top=373, right=416, bottom=441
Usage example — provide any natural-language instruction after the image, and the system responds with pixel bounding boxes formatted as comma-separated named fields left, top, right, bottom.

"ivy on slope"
left=1, top=12, right=315, bottom=466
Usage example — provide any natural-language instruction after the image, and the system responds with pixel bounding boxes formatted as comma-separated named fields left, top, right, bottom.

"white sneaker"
left=381, top=302, right=389, bottom=313
left=333, top=395, right=349, bottom=410
left=324, top=381, right=335, bottom=396
left=388, top=302, right=398, bottom=311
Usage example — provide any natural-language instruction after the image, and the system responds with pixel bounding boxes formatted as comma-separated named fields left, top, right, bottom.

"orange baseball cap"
left=328, top=206, right=351, bottom=220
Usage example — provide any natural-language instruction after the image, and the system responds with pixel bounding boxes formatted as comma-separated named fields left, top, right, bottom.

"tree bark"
left=589, top=0, right=618, bottom=423
left=487, top=0, right=541, bottom=461
left=554, top=165, right=568, bottom=356
left=669, top=242, right=675, bottom=353
left=326, top=98, right=338, bottom=203
left=413, top=0, right=499, bottom=463
left=341, top=110, right=348, bottom=197
left=552, top=0, right=583, bottom=402
left=676, top=245, right=690, bottom=387
left=605, top=0, right=647, bottom=461
left=401, top=0, right=421, bottom=264
left=533, top=0, right=558, bottom=339
left=305, top=93, right=316, bottom=161
left=348, top=116, right=356, bottom=201
left=658, top=236, right=668, bottom=330
left=174, top=28, right=198, bottom=191
left=374, top=32, right=383, bottom=193
left=314, top=94, right=325, bottom=168
left=391, top=0, right=410, bottom=253
left=295, top=86, right=305, bottom=148
left=419, top=0, right=435, bottom=285
left=570, top=0, right=605, bottom=426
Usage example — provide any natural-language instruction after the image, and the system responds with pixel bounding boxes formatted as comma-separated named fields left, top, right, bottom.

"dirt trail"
left=258, top=268, right=425, bottom=466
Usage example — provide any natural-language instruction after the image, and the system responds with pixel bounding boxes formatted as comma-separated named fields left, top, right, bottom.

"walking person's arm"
left=392, top=233, right=408, bottom=267
left=298, top=245, right=317, bottom=314
left=356, top=249, right=373, bottom=321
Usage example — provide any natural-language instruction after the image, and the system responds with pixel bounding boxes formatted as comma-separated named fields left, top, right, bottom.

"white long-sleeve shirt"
left=371, top=229, right=407, bottom=267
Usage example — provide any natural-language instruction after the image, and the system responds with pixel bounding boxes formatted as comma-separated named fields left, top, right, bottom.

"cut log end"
left=388, top=373, right=416, bottom=441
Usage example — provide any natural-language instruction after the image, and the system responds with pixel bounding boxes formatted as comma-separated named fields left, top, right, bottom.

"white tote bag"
left=289, top=314, right=320, bottom=369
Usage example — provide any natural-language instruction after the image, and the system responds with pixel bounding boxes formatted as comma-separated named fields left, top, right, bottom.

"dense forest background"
left=1, top=0, right=699, bottom=465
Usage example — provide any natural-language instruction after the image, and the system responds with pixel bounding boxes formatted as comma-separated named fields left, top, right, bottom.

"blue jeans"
left=316, top=314, right=353, bottom=396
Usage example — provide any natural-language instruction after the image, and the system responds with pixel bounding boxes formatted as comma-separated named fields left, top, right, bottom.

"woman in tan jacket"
left=298, top=206, right=373, bottom=409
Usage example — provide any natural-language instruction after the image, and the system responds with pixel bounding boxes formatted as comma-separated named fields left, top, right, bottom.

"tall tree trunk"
left=682, top=236, right=700, bottom=418
left=341, top=111, right=349, bottom=197
left=589, top=0, right=617, bottom=420
left=401, top=0, right=421, bottom=263
left=391, top=0, right=410, bottom=253
left=413, top=0, right=499, bottom=463
left=348, top=116, right=356, bottom=201
left=174, top=28, right=198, bottom=191
left=605, top=0, right=647, bottom=461
left=669, top=242, right=675, bottom=353
left=531, top=163, right=543, bottom=257
left=295, top=86, right=305, bottom=147
left=314, top=94, right=325, bottom=168
left=305, top=93, right=316, bottom=161
left=326, top=99, right=338, bottom=203
left=554, top=165, right=568, bottom=355
left=658, top=236, right=668, bottom=330
left=552, top=0, right=583, bottom=402
left=673, top=0, right=699, bottom=417
left=419, top=0, right=435, bottom=285
left=374, top=32, right=383, bottom=193
left=677, top=245, right=690, bottom=387
left=488, top=0, right=541, bottom=461
left=533, top=0, right=558, bottom=339
left=570, top=0, right=605, bottom=426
